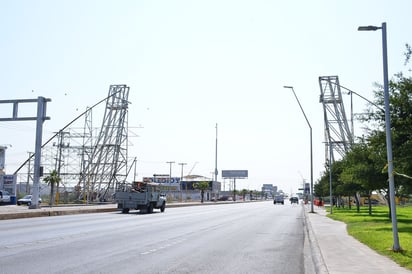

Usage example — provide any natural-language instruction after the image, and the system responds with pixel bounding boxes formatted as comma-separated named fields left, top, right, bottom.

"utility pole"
left=133, top=157, right=138, bottom=182
left=26, top=152, right=34, bottom=194
left=54, top=131, right=69, bottom=205
left=166, top=161, right=175, bottom=192
left=214, top=123, right=218, bottom=184
left=178, top=162, right=186, bottom=201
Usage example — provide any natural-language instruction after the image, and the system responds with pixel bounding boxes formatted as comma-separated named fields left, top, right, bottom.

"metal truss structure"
left=15, top=85, right=131, bottom=202
left=319, top=76, right=354, bottom=163
left=40, top=125, right=99, bottom=189
left=80, top=85, right=130, bottom=201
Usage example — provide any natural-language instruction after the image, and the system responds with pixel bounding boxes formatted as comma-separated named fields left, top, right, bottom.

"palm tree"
left=44, top=170, right=61, bottom=207
left=193, top=181, right=210, bottom=203
left=241, top=189, right=248, bottom=201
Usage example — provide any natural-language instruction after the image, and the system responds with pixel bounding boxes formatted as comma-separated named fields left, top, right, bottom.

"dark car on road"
left=273, top=195, right=284, bottom=205
left=290, top=197, right=299, bottom=204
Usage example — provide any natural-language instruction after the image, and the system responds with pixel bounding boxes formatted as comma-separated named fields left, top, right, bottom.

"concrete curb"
left=303, top=208, right=329, bottom=274
left=0, top=206, right=116, bottom=220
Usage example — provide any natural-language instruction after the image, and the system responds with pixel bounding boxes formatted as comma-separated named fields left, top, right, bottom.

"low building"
left=261, top=184, right=277, bottom=198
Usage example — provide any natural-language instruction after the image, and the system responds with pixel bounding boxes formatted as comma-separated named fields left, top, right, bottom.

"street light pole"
left=329, top=141, right=333, bottom=214
left=214, top=123, right=218, bottom=184
left=283, top=86, right=314, bottom=213
left=358, top=22, right=400, bottom=251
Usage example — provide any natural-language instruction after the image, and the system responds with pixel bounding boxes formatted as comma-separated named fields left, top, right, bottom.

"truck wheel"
left=122, top=208, right=130, bottom=214
left=160, top=202, right=165, bottom=212
left=148, top=203, right=154, bottom=214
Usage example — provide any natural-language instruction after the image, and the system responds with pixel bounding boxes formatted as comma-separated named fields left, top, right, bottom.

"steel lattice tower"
left=13, top=85, right=131, bottom=201
left=319, top=76, right=353, bottom=163
left=83, top=85, right=130, bottom=201
left=77, top=107, right=94, bottom=199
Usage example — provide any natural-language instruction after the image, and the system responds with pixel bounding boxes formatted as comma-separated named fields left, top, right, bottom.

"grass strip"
left=327, top=206, right=412, bottom=270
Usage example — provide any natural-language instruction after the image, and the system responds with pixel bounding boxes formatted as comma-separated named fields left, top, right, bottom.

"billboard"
left=1, top=174, right=16, bottom=195
left=221, top=170, right=248, bottom=178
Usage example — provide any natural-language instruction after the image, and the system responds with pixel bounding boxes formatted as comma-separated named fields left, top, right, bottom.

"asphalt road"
left=0, top=201, right=306, bottom=274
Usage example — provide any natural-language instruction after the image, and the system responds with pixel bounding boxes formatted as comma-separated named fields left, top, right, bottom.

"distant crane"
left=298, top=171, right=308, bottom=197
left=298, top=171, right=306, bottom=184
left=186, top=162, right=198, bottom=178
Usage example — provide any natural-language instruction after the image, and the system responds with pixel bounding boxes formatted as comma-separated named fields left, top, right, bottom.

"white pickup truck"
left=0, top=190, right=11, bottom=204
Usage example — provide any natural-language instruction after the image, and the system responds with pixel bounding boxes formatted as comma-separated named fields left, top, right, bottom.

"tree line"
left=315, top=45, right=412, bottom=216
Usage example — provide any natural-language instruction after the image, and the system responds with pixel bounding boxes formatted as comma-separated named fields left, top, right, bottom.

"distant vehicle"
left=273, top=195, right=284, bottom=205
left=115, top=182, right=166, bottom=214
left=216, top=196, right=230, bottom=201
left=290, top=197, right=299, bottom=204
left=364, top=199, right=379, bottom=206
left=0, top=190, right=11, bottom=204
left=17, top=195, right=42, bottom=206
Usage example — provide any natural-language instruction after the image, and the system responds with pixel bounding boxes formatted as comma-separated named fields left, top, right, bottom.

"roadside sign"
left=221, top=170, right=248, bottom=179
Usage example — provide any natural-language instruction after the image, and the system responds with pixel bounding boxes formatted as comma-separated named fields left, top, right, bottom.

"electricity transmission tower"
left=319, top=76, right=354, bottom=163
left=12, top=85, right=132, bottom=203
left=80, top=84, right=130, bottom=201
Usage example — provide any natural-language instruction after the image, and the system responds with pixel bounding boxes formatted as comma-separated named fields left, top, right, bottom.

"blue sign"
left=143, top=177, right=181, bottom=184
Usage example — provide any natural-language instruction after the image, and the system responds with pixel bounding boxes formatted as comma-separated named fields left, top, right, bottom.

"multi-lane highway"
left=0, top=201, right=309, bottom=273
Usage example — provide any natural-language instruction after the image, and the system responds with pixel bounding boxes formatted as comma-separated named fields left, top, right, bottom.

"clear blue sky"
left=1, top=0, right=411, bottom=193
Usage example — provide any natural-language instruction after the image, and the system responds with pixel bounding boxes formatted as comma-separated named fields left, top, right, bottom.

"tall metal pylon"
left=82, top=84, right=130, bottom=201
left=79, top=107, right=94, bottom=200
left=12, top=86, right=132, bottom=201
left=319, top=76, right=353, bottom=163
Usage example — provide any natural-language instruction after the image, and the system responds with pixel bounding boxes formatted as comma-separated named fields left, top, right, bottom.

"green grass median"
left=327, top=206, right=412, bottom=270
